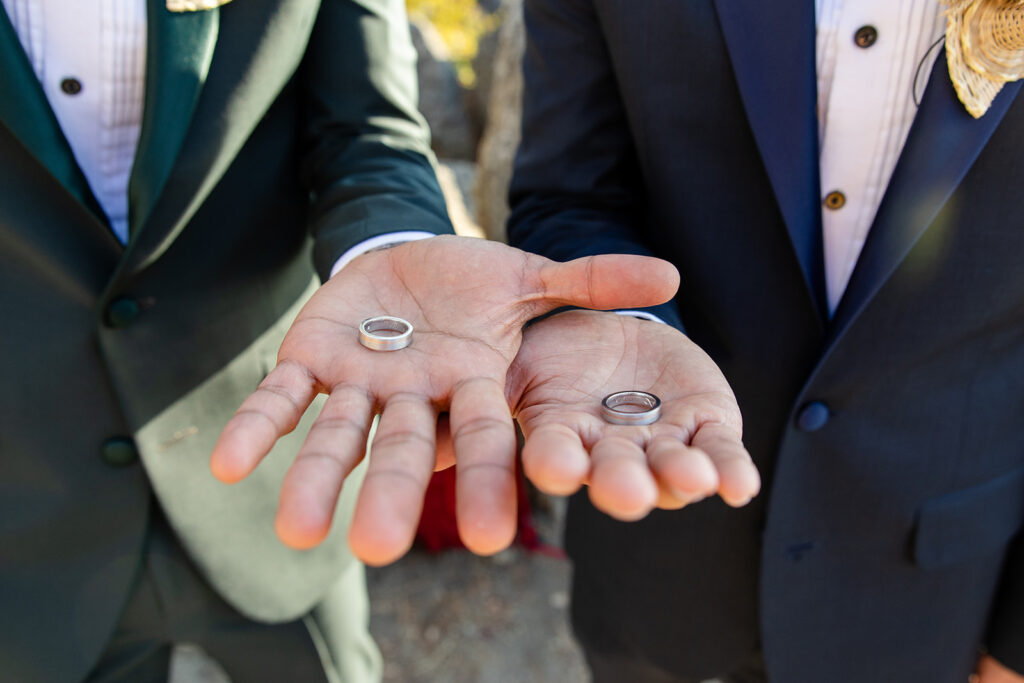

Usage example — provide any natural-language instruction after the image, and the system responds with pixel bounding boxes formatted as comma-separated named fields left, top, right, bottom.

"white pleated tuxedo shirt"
left=2, top=0, right=146, bottom=244
left=816, top=0, right=946, bottom=313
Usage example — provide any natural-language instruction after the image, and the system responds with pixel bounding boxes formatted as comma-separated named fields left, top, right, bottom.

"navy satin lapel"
left=828, top=51, right=1022, bottom=336
left=0, top=7, right=104, bottom=219
left=714, top=0, right=826, bottom=318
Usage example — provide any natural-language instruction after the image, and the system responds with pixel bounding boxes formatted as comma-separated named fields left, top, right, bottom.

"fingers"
left=588, top=437, right=659, bottom=521
left=450, top=378, right=518, bottom=555
left=521, top=422, right=590, bottom=496
left=646, top=436, right=719, bottom=503
left=274, top=385, right=374, bottom=549
left=591, top=425, right=757, bottom=512
left=210, top=361, right=318, bottom=483
left=691, top=423, right=761, bottom=506
left=348, top=394, right=437, bottom=566
left=535, top=254, right=680, bottom=313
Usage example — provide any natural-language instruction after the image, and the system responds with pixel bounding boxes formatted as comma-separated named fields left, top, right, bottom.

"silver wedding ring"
left=358, top=316, right=413, bottom=351
left=601, top=390, right=662, bottom=426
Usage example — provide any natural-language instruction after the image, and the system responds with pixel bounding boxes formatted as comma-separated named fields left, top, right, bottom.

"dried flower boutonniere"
left=945, top=0, right=1024, bottom=117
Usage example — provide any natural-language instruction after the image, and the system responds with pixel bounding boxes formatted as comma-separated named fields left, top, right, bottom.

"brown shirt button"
left=854, top=25, right=878, bottom=48
left=60, top=77, right=83, bottom=95
left=824, top=191, right=846, bottom=210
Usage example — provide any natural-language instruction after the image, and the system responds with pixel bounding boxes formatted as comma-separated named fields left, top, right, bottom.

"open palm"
left=210, top=236, right=679, bottom=564
left=508, top=310, right=760, bottom=520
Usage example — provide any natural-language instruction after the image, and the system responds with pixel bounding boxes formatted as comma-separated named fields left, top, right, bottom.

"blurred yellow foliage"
left=407, top=0, right=499, bottom=86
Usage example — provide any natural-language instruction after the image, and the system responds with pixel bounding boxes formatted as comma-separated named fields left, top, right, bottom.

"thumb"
left=533, top=254, right=680, bottom=313
left=974, top=654, right=1023, bottom=682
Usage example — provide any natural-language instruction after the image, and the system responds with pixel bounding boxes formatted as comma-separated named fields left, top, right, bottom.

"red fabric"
left=415, top=462, right=542, bottom=552
left=415, top=467, right=462, bottom=552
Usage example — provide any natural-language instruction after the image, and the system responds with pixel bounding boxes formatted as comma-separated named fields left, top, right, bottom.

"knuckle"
left=453, top=415, right=510, bottom=442
left=371, top=429, right=433, bottom=451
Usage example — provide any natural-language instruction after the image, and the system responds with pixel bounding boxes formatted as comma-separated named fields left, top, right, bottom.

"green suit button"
left=106, top=297, right=140, bottom=328
left=101, top=437, right=139, bottom=467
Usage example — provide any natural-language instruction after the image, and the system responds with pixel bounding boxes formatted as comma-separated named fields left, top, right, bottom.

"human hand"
left=507, top=309, right=760, bottom=520
left=210, top=236, right=678, bottom=564
left=973, top=655, right=1024, bottom=683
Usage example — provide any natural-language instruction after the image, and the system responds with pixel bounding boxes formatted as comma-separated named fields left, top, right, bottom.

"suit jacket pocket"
left=914, top=465, right=1024, bottom=569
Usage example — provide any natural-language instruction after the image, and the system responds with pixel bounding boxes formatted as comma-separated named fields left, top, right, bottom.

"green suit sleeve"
left=301, top=0, right=455, bottom=280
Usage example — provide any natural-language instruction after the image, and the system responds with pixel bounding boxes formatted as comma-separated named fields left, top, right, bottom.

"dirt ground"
left=368, top=546, right=587, bottom=683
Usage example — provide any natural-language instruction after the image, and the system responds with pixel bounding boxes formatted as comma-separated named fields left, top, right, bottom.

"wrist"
left=329, top=231, right=436, bottom=278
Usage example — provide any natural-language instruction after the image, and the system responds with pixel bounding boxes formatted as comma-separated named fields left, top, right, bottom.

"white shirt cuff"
left=614, top=310, right=667, bottom=324
left=329, top=231, right=437, bottom=278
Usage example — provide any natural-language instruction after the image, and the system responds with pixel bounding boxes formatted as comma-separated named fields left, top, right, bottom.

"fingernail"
left=669, top=488, right=708, bottom=504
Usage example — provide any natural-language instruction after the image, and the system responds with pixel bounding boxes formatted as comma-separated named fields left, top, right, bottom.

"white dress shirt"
left=3, top=0, right=146, bottom=244
left=816, top=0, right=946, bottom=313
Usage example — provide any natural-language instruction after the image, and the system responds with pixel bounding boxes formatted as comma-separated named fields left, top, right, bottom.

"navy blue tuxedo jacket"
left=508, top=1, right=1024, bottom=681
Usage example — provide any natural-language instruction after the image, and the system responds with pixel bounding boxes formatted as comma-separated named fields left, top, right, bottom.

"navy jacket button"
left=101, top=437, right=139, bottom=467
left=796, top=402, right=830, bottom=432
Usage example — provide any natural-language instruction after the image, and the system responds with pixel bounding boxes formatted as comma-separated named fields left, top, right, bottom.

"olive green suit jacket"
left=0, top=1, right=453, bottom=680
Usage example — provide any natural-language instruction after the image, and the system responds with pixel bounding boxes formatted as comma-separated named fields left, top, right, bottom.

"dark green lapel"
left=110, top=0, right=319, bottom=284
left=0, top=7, right=103, bottom=217
left=127, top=0, right=219, bottom=237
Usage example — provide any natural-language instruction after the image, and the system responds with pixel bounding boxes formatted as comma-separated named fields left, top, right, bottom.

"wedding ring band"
left=601, top=391, right=662, bottom=426
left=358, top=316, right=413, bottom=351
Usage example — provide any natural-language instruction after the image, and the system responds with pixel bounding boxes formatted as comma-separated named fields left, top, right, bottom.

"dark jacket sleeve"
left=507, top=0, right=682, bottom=329
left=301, top=0, right=455, bottom=281
left=986, top=532, right=1024, bottom=674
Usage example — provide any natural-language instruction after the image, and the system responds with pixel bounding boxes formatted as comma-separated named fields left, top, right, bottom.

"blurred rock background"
left=407, top=0, right=524, bottom=243
left=170, top=3, right=591, bottom=681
